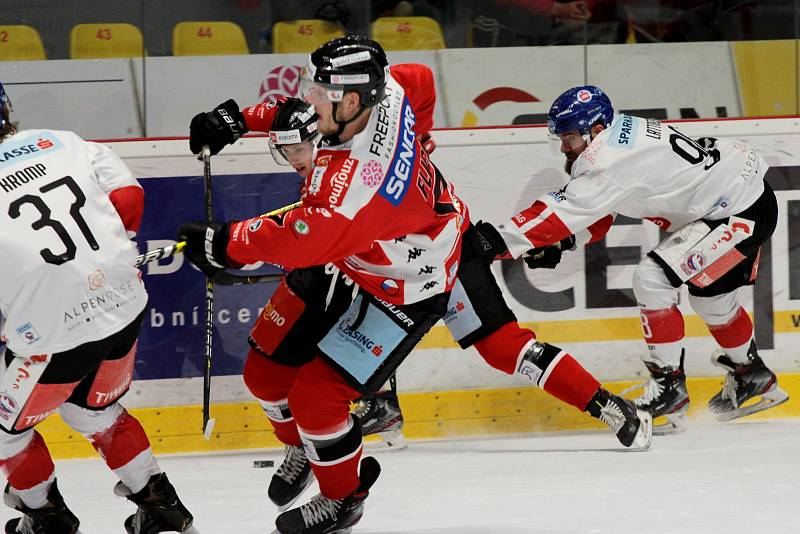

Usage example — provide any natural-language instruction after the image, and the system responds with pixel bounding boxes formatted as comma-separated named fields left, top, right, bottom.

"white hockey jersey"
left=500, top=114, right=768, bottom=256
left=0, top=129, right=147, bottom=356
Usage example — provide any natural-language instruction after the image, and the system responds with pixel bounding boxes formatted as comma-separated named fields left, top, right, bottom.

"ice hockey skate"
left=353, top=389, right=407, bottom=451
left=115, top=473, right=197, bottom=534
left=708, top=342, right=789, bottom=422
left=272, top=456, right=381, bottom=534
left=4, top=480, right=81, bottom=534
left=587, top=389, right=653, bottom=449
left=622, top=355, right=690, bottom=435
left=269, top=445, right=315, bottom=511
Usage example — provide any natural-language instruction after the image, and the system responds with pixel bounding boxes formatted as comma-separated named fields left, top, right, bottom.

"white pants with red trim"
left=0, top=401, right=159, bottom=510
left=632, top=255, right=753, bottom=367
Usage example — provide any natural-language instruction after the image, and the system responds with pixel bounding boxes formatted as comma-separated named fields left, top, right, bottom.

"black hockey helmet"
left=268, top=98, right=320, bottom=166
left=0, top=81, right=12, bottom=129
left=300, top=34, right=388, bottom=108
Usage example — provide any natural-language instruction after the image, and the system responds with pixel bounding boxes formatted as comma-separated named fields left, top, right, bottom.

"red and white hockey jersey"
left=499, top=115, right=768, bottom=257
left=229, top=64, right=468, bottom=305
left=0, top=129, right=147, bottom=356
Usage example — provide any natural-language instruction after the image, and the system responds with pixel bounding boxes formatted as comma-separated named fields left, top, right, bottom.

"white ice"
left=3, top=419, right=799, bottom=533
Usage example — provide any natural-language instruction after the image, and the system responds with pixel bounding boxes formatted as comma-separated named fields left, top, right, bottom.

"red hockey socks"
left=475, top=322, right=600, bottom=410
left=639, top=306, right=686, bottom=368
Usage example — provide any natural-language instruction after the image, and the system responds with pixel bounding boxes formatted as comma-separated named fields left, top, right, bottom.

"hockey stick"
left=201, top=146, right=216, bottom=440
left=133, top=201, right=301, bottom=267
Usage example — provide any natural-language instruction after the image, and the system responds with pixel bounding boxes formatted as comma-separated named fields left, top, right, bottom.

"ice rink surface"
left=3, top=419, right=798, bottom=533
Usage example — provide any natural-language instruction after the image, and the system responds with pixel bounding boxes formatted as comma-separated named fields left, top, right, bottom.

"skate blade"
left=364, top=430, right=407, bottom=452
left=716, top=387, right=789, bottom=422
left=271, top=529, right=351, bottom=534
left=629, top=410, right=653, bottom=450
left=653, top=411, right=688, bottom=435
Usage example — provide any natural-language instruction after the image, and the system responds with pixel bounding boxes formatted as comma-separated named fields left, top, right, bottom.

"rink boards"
left=33, top=117, right=800, bottom=456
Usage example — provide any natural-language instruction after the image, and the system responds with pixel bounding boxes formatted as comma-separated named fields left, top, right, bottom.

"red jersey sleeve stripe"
left=108, top=185, right=144, bottom=233
left=523, top=212, right=573, bottom=248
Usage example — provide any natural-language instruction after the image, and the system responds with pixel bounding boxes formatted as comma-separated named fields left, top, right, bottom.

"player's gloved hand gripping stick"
left=134, top=201, right=301, bottom=285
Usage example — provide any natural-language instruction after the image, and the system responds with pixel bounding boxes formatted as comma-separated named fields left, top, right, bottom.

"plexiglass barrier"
left=0, top=0, right=797, bottom=136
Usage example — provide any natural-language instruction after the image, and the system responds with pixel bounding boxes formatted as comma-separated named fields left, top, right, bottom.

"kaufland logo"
left=577, top=89, right=593, bottom=103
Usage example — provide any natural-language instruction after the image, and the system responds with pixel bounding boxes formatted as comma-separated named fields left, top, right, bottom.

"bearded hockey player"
left=479, top=85, right=787, bottom=434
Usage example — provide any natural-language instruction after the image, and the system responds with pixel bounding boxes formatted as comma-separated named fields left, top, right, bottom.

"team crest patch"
left=576, top=89, right=593, bottom=103
left=361, top=160, right=383, bottom=188
left=0, top=393, right=17, bottom=421
left=249, top=219, right=263, bottom=232
left=16, top=322, right=41, bottom=345
left=681, top=251, right=706, bottom=275
left=293, top=219, right=310, bottom=235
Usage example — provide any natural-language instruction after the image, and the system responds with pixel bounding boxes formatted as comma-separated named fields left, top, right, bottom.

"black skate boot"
left=273, top=456, right=381, bottom=534
left=4, top=480, right=80, bottom=534
left=114, top=472, right=195, bottom=534
left=269, top=445, right=315, bottom=511
left=622, top=353, right=690, bottom=435
left=709, top=341, right=789, bottom=422
left=353, top=389, right=406, bottom=450
left=587, top=389, right=653, bottom=449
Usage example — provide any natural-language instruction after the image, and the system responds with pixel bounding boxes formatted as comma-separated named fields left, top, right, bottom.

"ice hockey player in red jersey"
left=0, top=81, right=195, bottom=534
left=181, top=35, right=466, bottom=534
left=479, top=85, right=788, bottom=434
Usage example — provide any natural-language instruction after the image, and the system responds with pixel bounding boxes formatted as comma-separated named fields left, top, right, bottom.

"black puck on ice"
left=253, top=460, right=275, bottom=468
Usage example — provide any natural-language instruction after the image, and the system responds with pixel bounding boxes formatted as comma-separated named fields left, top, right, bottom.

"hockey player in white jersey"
left=0, top=82, right=195, bottom=534
left=478, top=85, right=787, bottom=434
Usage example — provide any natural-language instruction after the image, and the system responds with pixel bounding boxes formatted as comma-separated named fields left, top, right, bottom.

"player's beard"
left=564, top=152, right=579, bottom=174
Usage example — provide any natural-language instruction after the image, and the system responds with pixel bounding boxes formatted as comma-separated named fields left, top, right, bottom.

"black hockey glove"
left=177, top=221, right=240, bottom=277
left=189, top=99, right=249, bottom=155
left=523, top=235, right=576, bottom=270
left=469, top=221, right=509, bottom=262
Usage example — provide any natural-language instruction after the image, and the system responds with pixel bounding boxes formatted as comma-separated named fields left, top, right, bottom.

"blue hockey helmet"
left=547, top=86, right=613, bottom=137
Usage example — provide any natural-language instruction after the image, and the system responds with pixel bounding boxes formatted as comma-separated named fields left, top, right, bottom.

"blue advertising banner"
left=135, top=171, right=303, bottom=380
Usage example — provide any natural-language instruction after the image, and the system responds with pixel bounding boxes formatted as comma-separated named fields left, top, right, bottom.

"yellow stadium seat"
left=172, top=21, right=249, bottom=56
left=70, top=23, right=144, bottom=59
left=0, top=25, right=46, bottom=60
left=272, top=19, right=344, bottom=53
left=372, top=16, right=445, bottom=51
